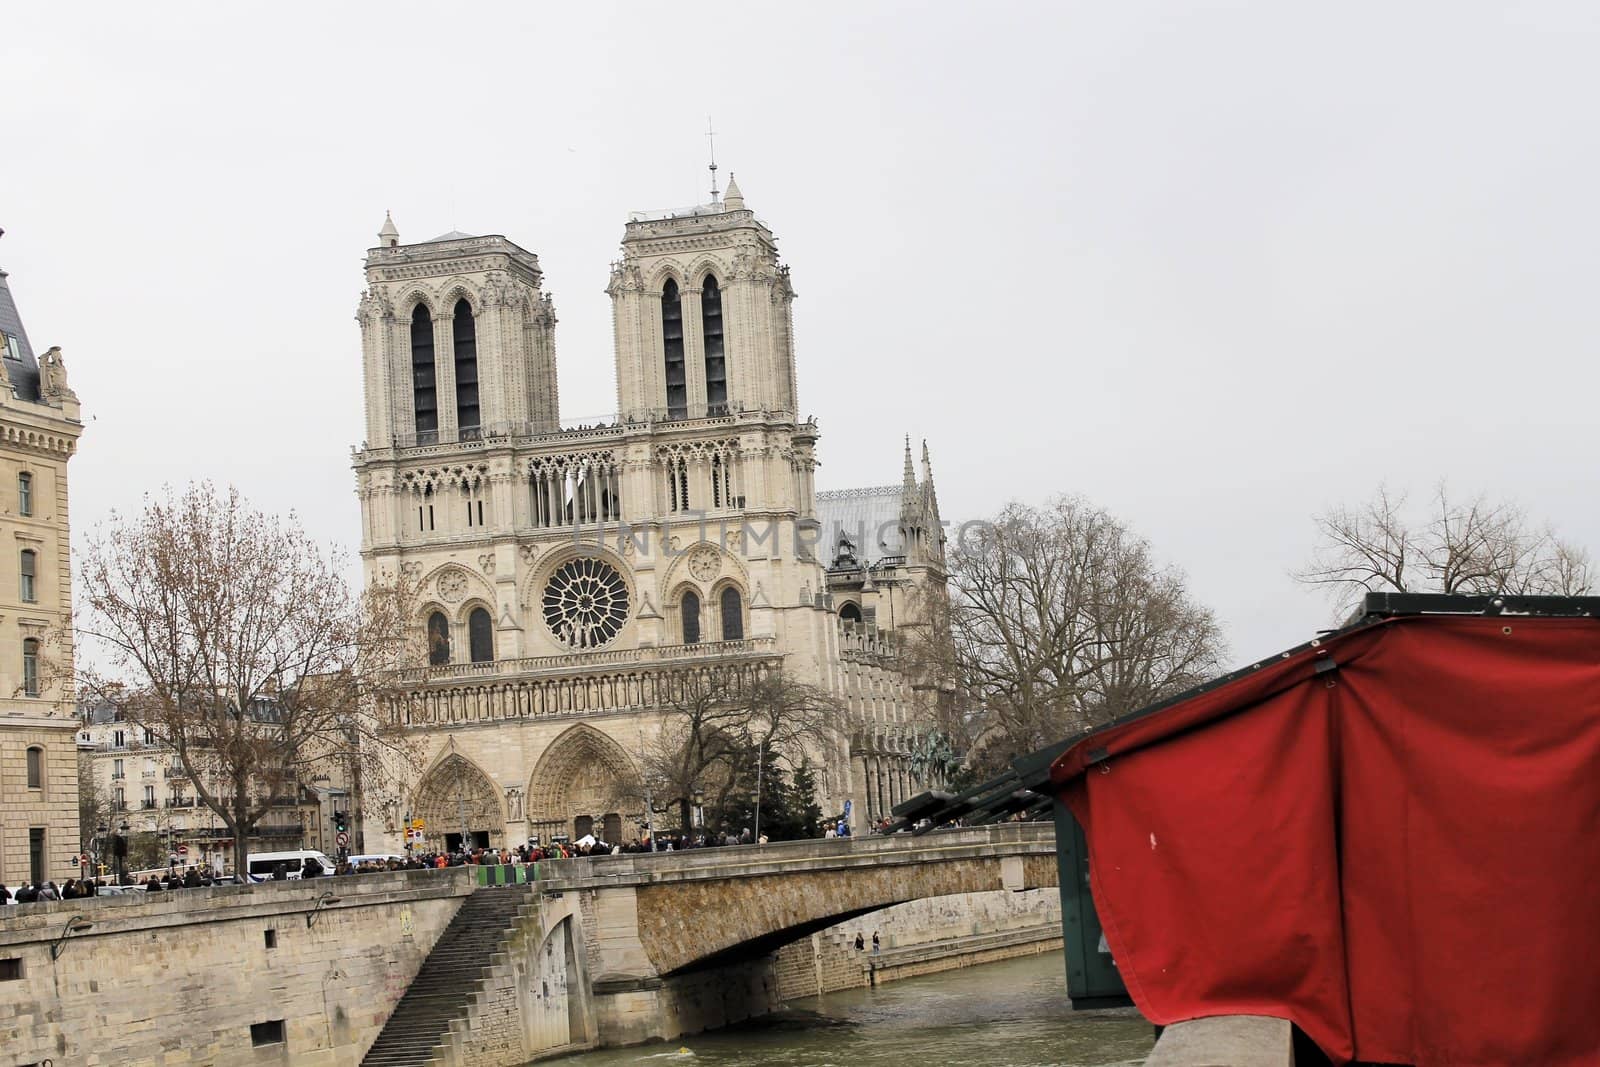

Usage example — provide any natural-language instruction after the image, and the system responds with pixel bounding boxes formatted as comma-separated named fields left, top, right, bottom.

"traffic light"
left=333, top=810, right=348, bottom=833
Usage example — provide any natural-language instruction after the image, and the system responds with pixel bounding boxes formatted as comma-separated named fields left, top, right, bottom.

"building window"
left=19, top=549, right=36, bottom=602
left=0, top=958, right=22, bottom=981
left=17, top=472, right=32, bottom=517
left=22, top=637, right=38, bottom=696
left=720, top=587, right=744, bottom=641
left=250, top=1020, right=285, bottom=1047
left=661, top=279, right=686, bottom=419
left=26, top=746, right=43, bottom=790
left=468, top=607, right=494, bottom=663
left=453, top=299, right=479, bottom=435
left=144, top=728, right=154, bottom=745
left=701, top=274, right=727, bottom=413
left=682, top=590, right=701, bottom=645
left=411, top=305, right=437, bottom=439
left=113, top=786, right=125, bottom=810
left=542, top=558, right=630, bottom=650
left=112, top=757, right=124, bottom=779
left=28, top=829, right=44, bottom=886
left=143, top=784, right=155, bottom=808
left=839, top=601, right=862, bottom=628
left=427, top=612, right=450, bottom=666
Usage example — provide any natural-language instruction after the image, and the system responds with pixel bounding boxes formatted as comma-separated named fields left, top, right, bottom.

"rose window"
left=543, top=557, right=630, bottom=649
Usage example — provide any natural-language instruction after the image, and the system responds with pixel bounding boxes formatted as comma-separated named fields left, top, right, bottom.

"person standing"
left=854, top=932, right=865, bottom=952
left=872, top=932, right=881, bottom=955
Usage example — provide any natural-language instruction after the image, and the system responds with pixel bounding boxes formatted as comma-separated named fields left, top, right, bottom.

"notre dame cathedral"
left=352, top=174, right=947, bottom=852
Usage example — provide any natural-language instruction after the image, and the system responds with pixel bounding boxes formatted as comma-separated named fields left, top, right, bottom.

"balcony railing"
left=397, top=636, right=779, bottom=683
left=373, top=405, right=803, bottom=453
left=140, top=800, right=157, bottom=809
left=163, top=766, right=188, bottom=779
left=165, top=797, right=196, bottom=808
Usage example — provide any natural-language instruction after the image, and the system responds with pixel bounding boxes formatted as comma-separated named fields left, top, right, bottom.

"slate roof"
left=0, top=269, right=41, bottom=402
left=424, top=230, right=477, bottom=243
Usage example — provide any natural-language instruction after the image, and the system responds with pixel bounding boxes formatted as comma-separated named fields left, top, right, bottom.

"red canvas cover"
left=1051, top=615, right=1600, bottom=1066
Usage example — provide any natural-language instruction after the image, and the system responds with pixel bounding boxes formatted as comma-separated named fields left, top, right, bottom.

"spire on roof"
left=921, top=439, right=935, bottom=489
left=723, top=173, right=745, bottom=210
left=902, top=435, right=916, bottom=492
left=378, top=211, right=399, bottom=248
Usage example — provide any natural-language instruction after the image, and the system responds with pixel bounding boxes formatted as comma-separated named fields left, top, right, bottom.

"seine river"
left=543, top=950, right=1153, bottom=1067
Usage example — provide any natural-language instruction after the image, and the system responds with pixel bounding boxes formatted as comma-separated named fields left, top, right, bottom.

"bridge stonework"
left=545, top=824, right=1059, bottom=1046
left=0, top=826, right=1057, bottom=1065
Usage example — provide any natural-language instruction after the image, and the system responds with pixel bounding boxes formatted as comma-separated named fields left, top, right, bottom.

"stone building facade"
left=352, top=177, right=946, bottom=853
left=0, top=259, right=83, bottom=887
left=75, top=701, right=348, bottom=872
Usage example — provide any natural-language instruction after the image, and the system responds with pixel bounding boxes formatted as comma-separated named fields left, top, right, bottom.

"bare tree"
left=644, top=667, right=842, bottom=834
left=1297, top=484, right=1593, bottom=611
left=74, top=483, right=423, bottom=875
left=941, top=497, right=1227, bottom=772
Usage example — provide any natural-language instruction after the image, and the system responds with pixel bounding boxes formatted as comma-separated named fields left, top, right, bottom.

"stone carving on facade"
left=437, top=570, right=468, bottom=603
left=520, top=544, right=541, bottom=564
left=688, top=546, right=720, bottom=583
left=724, top=530, right=742, bottom=553
left=504, top=787, right=524, bottom=822
left=37, top=347, right=75, bottom=400
left=478, top=553, right=496, bottom=575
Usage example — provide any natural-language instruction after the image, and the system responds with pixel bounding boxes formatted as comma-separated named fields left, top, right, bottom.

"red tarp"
left=1051, top=615, right=1600, bottom=1067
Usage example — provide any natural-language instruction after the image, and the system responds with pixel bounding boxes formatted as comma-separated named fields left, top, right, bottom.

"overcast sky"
left=4, top=3, right=1597, bottom=665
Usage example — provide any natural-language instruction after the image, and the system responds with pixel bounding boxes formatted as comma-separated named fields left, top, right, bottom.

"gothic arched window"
left=662, top=279, right=686, bottom=419
left=411, top=305, right=438, bottom=440
left=839, top=601, right=863, bottom=627
left=427, top=612, right=450, bottom=666
left=701, top=274, right=727, bottom=414
left=682, top=590, right=701, bottom=645
left=468, top=606, right=494, bottom=664
left=453, top=299, right=480, bottom=437
left=720, top=586, right=743, bottom=641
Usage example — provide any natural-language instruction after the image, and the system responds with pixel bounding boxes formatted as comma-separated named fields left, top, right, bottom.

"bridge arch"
left=413, top=752, right=505, bottom=851
left=526, top=724, right=644, bottom=845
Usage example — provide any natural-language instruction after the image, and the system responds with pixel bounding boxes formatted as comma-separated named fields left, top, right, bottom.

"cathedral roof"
left=816, top=486, right=905, bottom=566
left=0, top=269, right=42, bottom=402
left=424, top=230, right=477, bottom=243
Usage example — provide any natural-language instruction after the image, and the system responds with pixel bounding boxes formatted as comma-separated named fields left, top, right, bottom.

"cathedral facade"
left=352, top=178, right=944, bottom=852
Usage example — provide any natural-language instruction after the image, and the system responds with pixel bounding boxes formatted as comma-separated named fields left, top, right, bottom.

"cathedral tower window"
left=839, top=601, right=862, bottom=629
left=665, top=454, right=690, bottom=513
left=662, top=279, right=687, bottom=419
left=427, top=612, right=450, bottom=666
left=468, top=607, right=494, bottom=663
left=701, top=274, right=727, bottom=414
left=411, top=305, right=438, bottom=441
left=453, top=299, right=480, bottom=437
left=19, top=549, right=36, bottom=603
left=18, top=472, right=32, bottom=517
left=681, top=590, right=702, bottom=645
left=720, top=586, right=744, bottom=641
left=22, top=638, right=39, bottom=697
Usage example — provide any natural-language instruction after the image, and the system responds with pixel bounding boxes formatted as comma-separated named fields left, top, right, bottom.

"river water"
left=542, top=950, right=1153, bottom=1067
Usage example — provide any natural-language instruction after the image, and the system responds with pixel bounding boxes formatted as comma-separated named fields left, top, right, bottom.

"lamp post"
left=753, top=730, right=772, bottom=844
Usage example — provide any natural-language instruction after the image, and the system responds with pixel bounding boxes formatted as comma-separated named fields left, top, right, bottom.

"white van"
left=246, top=850, right=335, bottom=883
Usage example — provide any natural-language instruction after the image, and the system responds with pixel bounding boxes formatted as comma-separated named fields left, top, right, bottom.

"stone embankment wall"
left=773, top=887, right=1063, bottom=1000
left=0, top=869, right=473, bottom=1066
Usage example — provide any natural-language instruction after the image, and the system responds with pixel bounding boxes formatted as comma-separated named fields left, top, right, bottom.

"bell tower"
left=606, top=175, right=797, bottom=421
left=356, top=219, right=559, bottom=449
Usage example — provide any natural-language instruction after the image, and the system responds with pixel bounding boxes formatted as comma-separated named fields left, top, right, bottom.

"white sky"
left=3, top=3, right=1596, bottom=666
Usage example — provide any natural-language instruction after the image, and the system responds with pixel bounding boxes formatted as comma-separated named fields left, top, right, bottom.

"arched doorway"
left=526, top=724, right=643, bottom=846
left=413, top=753, right=504, bottom=852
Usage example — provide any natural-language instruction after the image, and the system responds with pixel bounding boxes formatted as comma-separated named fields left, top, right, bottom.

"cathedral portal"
left=526, top=724, right=643, bottom=845
left=414, top=753, right=505, bottom=852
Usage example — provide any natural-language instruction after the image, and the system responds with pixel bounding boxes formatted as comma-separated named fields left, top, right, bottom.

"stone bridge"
left=540, top=823, right=1059, bottom=1047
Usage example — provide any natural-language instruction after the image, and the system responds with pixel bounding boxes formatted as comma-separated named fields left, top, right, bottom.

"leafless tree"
left=940, top=497, right=1227, bottom=773
left=644, top=666, right=841, bottom=833
left=74, top=483, right=423, bottom=875
left=1296, top=484, right=1593, bottom=611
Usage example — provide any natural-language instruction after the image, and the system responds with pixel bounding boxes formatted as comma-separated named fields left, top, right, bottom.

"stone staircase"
left=361, top=886, right=534, bottom=1067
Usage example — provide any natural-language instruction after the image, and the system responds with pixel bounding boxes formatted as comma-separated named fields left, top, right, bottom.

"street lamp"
left=306, top=891, right=341, bottom=929
left=50, top=915, right=95, bottom=960
left=753, top=729, right=773, bottom=844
